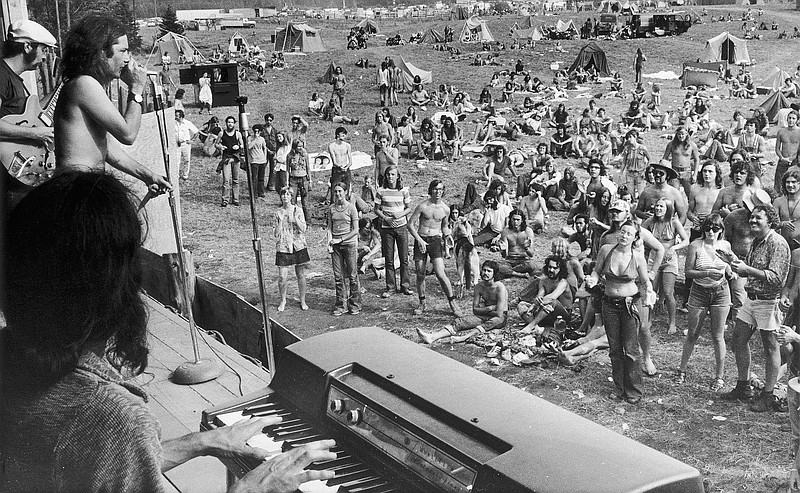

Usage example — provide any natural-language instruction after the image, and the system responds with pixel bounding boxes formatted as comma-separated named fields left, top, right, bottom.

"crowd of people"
left=7, top=7, right=800, bottom=491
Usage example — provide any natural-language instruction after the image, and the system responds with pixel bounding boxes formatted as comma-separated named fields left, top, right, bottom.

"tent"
left=460, top=15, right=495, bottom=43
left=318, top=61, right=338, bottom=84
left=154, top=31, right=202, bottom=63
left=273, top=23, right=326, bottom=53
left=513, top=26, right=544, bottom=41
left=354, top=18, right=379, bottom=34
left=567, top=41, right=611, bottom=76
left=556, top=19, right=580, bottom=35
left=760, top=90, right=790, bottom=123
left=420, top=28, right=445, bottom=43
left=228, top=31, right=250, bottom=55
left=702, top=32, right=750, bottom=65
left=451, top=6, right=470, bottom=20
left=396, top=57, right=432, bottom=92
left=760, top=66, right=791, bottom=92
left=521, top=15, right=538, bottom=28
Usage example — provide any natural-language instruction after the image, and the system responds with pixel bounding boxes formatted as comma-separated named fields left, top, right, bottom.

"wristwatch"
left=128, top=93, right=144, bottom=105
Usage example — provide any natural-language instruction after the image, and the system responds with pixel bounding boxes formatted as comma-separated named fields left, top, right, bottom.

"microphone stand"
left=236, top=96, right=276, bottom=374
left=151, top=80, right=221, bottom=384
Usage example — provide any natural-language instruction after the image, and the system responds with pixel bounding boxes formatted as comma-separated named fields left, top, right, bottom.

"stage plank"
left=136, top=297, right=273, bottom=493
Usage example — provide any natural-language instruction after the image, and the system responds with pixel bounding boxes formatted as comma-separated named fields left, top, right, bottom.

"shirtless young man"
left=775, top=168, right=800, bottom=249
left=662, top=126, right=700, bottom=197
left=687, top=161, right=722, bottom=241
left=518, top=255, right=572, bottom=334
left=417, top=260, right=507, bottom=344
left=408, top=179, right=462, bottom=317
left=635, top=162, right=687, bottom=223
left=498, top=209, right=536, bottom=279
left=712, top=159, right=755, bottom=217
left=54, top=15, right=170, bottom=194
left=775, top=111, right=800, bottom=193
left=327, top=126, right=353, bottom=202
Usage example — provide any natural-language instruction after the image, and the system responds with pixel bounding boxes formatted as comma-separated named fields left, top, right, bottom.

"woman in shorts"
left=677, top=214, right=732, bottom=391
left=274, top=186, right=310, bottom=312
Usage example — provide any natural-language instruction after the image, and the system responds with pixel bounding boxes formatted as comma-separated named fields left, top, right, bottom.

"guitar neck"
left=37, top=82, right=63, bottom=127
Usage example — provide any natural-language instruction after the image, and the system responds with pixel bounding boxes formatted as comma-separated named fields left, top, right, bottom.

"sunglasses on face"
left=652, top=171, right=666, bottom=177
left=706, top=225, right=723, bottom=232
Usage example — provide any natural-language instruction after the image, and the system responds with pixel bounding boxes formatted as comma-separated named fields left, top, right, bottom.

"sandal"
left=710, top=378, right=725, bottom=392
left=676, top=371, right=687, bottom=384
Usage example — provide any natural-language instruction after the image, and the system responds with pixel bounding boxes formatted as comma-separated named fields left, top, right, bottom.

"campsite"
left=141, top=4, right=800, bottom=491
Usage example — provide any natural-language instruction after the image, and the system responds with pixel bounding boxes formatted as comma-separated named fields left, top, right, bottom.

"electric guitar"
left=0, top=83, right=62, bottom=187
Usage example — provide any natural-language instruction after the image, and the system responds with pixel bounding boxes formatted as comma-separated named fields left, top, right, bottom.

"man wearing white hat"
left=0, top=19, right=58, bottom=207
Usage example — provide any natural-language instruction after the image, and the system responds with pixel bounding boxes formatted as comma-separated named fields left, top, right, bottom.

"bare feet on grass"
left=417, top=328, right=435, bottom=344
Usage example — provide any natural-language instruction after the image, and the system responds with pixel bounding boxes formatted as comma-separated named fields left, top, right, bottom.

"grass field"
left=146, top=5, right=800, bottom=491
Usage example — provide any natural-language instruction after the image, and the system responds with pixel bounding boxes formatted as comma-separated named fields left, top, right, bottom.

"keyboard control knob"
left=346, top=409, right=362, bottom=425
left=330, top=399, right=345, bottom=414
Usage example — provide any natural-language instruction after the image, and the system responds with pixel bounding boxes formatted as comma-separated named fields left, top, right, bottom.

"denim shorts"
left=688, top=281, right=731, bottom=309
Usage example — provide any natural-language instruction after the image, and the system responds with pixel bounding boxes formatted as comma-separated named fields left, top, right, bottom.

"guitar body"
left=1, top=85, right=60, bottom=188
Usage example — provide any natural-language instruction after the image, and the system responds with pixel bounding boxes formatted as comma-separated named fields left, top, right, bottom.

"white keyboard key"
left=217, top=411, right=247, bottom=426
left=298, top=479, right=339, bottom=493
left=246, top=433, right=284, bottom=457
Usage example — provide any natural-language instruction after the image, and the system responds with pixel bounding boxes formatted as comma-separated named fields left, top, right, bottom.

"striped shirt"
left=376, top=187, right=411, bottom=229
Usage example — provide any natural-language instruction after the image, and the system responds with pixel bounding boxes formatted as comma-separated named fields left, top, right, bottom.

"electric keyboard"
left=202, top=327, right=703, bottom=493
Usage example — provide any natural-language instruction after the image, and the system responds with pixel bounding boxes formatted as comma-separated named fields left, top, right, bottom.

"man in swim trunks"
left=408, top=179, right=462, bottom=317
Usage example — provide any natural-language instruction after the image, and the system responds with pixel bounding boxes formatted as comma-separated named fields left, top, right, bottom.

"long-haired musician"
left=53, top=14, right=170, bottom=195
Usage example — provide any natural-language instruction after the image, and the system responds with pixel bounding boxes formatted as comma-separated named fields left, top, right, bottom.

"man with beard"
left=567, top=213, right=592, bottom=265
left=417, top=260, right=507, bottom=344
left=775, top=168, right=800, bottom=249
left=722, top=203, right=790, bottom=413
left=498, top=209, right=536, bottom=279
left=0, top=20, right=57, bottom=208
left=713, top=158, right=756, bottom=216
left=53, top=15, right=170, bottom=195
left=635, top=161, right=687, bottom=223
left=517, top=255, right=573, bottom=335
left=662, top=126, right=700, bottom=197
left=775, top=111, right=800, bottom=193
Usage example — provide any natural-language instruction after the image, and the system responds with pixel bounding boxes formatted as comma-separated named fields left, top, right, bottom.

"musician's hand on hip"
left=231, top=439, right=337, bottom=493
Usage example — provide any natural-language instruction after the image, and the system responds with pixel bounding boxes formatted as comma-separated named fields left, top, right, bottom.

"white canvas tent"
left=460, top=15, right=495, bottom=43
left=702, top=32, right=750, bottom=65
left=396, top=57, right=432, bottom=91
left=556, top=19, right=580, bottom=35
left=228, top=31, right=250, bottom=56
left=760, top=66, right=791, bottom=92
left=147, top=31, right=204, bottom=66
left=273, top=23, right=326, bottom=53
left=513, top=26, right=544, bottom=41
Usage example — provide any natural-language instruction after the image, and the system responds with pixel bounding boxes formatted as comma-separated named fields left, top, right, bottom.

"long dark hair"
left=62, top=14, right=128, bottom=85
left=383, top=165, right=403, bottom=190
left=4, top=171, right=149, bottom=384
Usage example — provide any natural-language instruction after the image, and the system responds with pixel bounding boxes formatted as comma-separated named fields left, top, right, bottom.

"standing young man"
left=174, top=109, right=197, bottom=181
left=661, top=126, right=700, bottom=197
left=0, top=20, right=58, bottom=209
left=408, top=179, right=462, bottom=317
left=53, top=14, right=170, bottom=194
left=327, top=126, right=353, bottom=202
left=216, top=116, right=243, bottom=207
left=775, top=168, right=800, bottom=249
left=635, top=162, right=687, bottom=223
left=775, top=111, right=800, bottom=193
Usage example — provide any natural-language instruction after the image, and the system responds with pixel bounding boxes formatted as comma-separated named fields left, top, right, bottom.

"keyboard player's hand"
left=210, top=416, right=287, bottom=463
left=229, top=439, right=337, bottom=493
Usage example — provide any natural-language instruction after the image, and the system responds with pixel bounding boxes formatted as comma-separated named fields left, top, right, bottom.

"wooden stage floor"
left=135, top=297, right=272, bottom=492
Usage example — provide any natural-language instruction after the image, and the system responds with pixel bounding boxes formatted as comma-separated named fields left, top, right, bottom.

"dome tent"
left=568, top=42, right=611, bottom=76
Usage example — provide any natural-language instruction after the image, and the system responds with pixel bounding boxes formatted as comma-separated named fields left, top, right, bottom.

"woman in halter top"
left=642, top=198, right=689, bottom=336
left=587, top=220, right=655, bottom=404
left=677, top=214, right=733, bottom=392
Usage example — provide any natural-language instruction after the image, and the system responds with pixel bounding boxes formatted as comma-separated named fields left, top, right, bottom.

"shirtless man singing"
left=408, top=179, right=462, bottom=317
left=54, top=14, right=170, bottom=193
